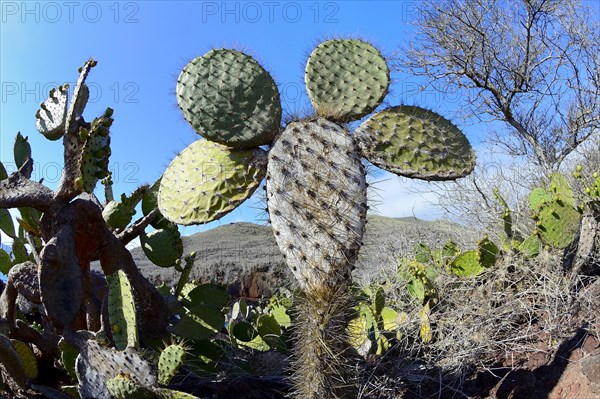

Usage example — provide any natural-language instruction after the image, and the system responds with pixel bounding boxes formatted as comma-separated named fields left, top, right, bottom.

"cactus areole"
left=162, top=39, right=476, bottom=398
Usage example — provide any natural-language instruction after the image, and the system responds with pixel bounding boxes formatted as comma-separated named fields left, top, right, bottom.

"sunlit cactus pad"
left=141, top=228, right=183, bottom=267
left=536, top=199, right=581, bottom=249
left=176, top=49, right=281, bottom=148
left=36, top=85, right=68, bottom=140
left=305, top=39, right=390, bottom=122
left=76, top=115, right=112, bottom=193
left=266, top=118, right=367, bottom=291
left=354, top=106, right=476, bottom=180
left=158, top=140, right=267, bottom=225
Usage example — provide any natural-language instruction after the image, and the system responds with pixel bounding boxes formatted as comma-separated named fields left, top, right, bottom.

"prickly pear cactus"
left=76, top=339, right=156, bottom=399
left=36, top=85, right=69, bottom=140
left=158, top=140, right=267, bottom=225
left=158, top=344, right=186, bottom=385
left=176, top=49, right=281, bottom=149
left=165, top=38, right=476, bottom=399
left=75, top=111, right=113, bottom=193
left=355, top=106, right=475, bottom=180
left=141, top=227, right=184, bottom=267
left=106, top=270, right=138, bottom=350
left=10, top=340, right=37, bottom=379
left=305, top=39, right=390, bottom=121
left=267, top=118, right=367, bottom=292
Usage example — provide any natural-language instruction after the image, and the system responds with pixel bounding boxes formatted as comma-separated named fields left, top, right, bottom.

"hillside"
left=133, top=215, right=479, bottom=296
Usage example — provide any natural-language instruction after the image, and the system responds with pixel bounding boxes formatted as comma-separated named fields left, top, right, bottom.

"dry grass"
left=357, top=250, right=599, bottom=398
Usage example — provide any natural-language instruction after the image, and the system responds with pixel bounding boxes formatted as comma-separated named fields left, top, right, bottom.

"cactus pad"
left=141, top=228, right=183, bottom=268
left=106, top=373, right=152, bottom=399
left=305, top=39, right=390, bottom=121
left=36, top=85, right=69, bottom=140
left=0, top=334, right=27, bottom=389
left=450, top=250, right=484, bottom=278
left=158, top=344, right=186, bottom=386
left=76, top=115, right=112, bottom=193
left=158, top=140, right=267, bottom=225
left=355, top=106, right=475, bottom=180
left=10, top=340, right=37, bottom=379
left=106, top=270, right=138, bottom=350
left=102, top=201, right=135, bottom=230
left=176, top=49, right=281, bottom=148
left=477, top=235, right=498, bottom=268
left=535, top=199, right=581, bottom=249
left=14, top=133, right=31, bottom=169
left=266, top=118, right=367, bottom=291
left=76, top=340, right=156, bottom=399
left=529, top=187, right=552, bottom=212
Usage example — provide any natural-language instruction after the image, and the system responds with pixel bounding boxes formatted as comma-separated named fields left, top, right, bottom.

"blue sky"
left=0, top=0, right=543, bottom=242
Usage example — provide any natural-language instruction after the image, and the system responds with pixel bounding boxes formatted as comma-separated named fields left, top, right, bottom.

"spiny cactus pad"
left=266, top=118, right=367, bottom=291
left=450, top=250, right=484, bottom=278
left=176, top=49, right=281, bottom=148
left=355, top=106, right=476, bottom=180
left=76, top=340, right=156, bottom=399
left=106, top=270, right=138, bottom=350
left=36, top=85, right=69, bottom=140
left=10, top=340, right=37, bottom=379
left=305, top=39, right=390, bottom=121
left=158, top=344, right=186, bottom=386
left=141, top=228, right=183, bottom=267
left=75, top=115, right=112, bottom=193
left=158, top=140, right=267, bottom=225
left=536, top=199, right=581, bottom=249
left=0, top=334, right=27, bottom=389
left=14, top=133, right=31, bottom=169
left=102, top=201, right=135, bottom=230
left=106, top=373, right=154, bottom=399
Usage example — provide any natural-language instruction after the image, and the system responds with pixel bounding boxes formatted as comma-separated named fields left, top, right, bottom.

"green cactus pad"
left=0, top=208, right=16, bottom=239
left=176, top=49, right=281, bottom=148
left=36, top=85, right=68, bottom=140
left=266, top=118, right=367, bottom=292
left=141, top=228, right=183, bottom=268
left=305, top=39, right=390, bottom=121
left=0, top=161, right=7, bottom=180
left=14, top=133, right=31, bottom=169
left=0, top=248, right=11, bottom=275
left=529, top=187, right=552, bottom=212
left=517, top=234, right=541, bottom=258
left=107, top=373, right=154, bottom=399
left=158, top=140, right=267, bottom=225
left=0, top=334, right=27, bottom=389
left=76, top=116, right=112, bottom=193
left=158, top=344, right=186, bottom=386
left=102, top=201, right=135, bottom=230
left=154, top=388, right=200, bottom=399
left=355, top=106, right=476, bottom=181
left=536, top=199, right=581, bottom=249
left=450, top=250, right=484, bottom=278
left=548, top=172, right=575, bottom=206
left=106, top=270, right=138, bottom=350
left=10, top=340, right=37, bottom=379
left=256, top=314, right=283, bottom=350
left=477, top=235, right=498, bottom=268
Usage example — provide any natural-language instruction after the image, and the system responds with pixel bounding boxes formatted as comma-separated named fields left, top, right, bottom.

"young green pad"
left=305, top=39, right=390, bottom=122
left=10, top=340, right=38, bottom=379
left=141, top=228, right=183, bottom=267
left=158, top=344, right=186, bottom=386
left=536, top=199, right=581, bottom=249
left=36, top=85, right=68, bottom=140
left=76, top=115, right=112, bottom=193
left=450, top=250, right=484, bottom=278
left=106, top=270, right=138, bottom=350
left=355, top=106, right=476, bottom=181
left=176, top=49, right=281, bottom=149
left=158, top=140, right=267, bottom=225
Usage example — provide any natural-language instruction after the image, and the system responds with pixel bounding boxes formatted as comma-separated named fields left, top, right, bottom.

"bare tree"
left=396, top=0, right=600, bottom=171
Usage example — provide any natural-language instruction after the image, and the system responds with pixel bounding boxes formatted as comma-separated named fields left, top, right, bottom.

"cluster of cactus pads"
left=158, top=38, right=476, bottom=398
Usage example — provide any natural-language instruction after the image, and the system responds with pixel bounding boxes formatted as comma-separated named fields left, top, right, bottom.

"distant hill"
left=133, top=215, right=479, bottom=296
